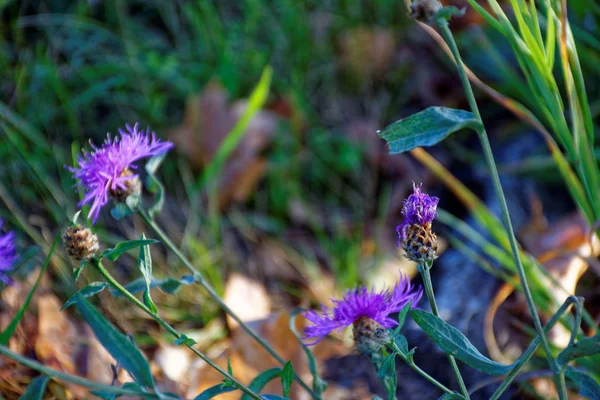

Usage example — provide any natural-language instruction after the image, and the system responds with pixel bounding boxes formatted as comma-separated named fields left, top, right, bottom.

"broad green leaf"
left=74, top=295, right=155, bottom=388
left=396, top=301, right=412, bottom=331
left=101, top=239, right=159, bottom=261
left=0, top=236, right=57, bottom=345
left=241, top=368, right=282, bottom=400
left=289, top=309, right=327, bottom=395
left=145, top=154, right=166, bottom=218
left=62, top=282, right=111, bottom=310
left=111, top=204, right=136, bottom=221
left=558, top=335, right=600, bottom=367
left=174, top=334, right=197, bottom=346
left=19, top=376, right=50, bottom=400
left=565, top=367, right=600, bottom=399
left=281, top=362, right=294, bottom=398
left=137, top=234, right=157, bottom=313
left=377, top=354, right=396, bottom=380
left=411, top=309, right=512, bottom=375
left=193, top=384, right=237, bottom=400
left=378, top=107, right=480, bottom=154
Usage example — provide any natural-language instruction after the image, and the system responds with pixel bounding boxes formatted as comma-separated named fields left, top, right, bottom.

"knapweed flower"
left=0, top=219, right=17, bottom=285
left=303, top=275, right=422, bottom=354
left=410, top=0, right=443, bottom=22
left=397, top=183, right=439, bottom=263
left=69, top=123, right=173, bottom=224
left=62, top=225, right=99, bottom=261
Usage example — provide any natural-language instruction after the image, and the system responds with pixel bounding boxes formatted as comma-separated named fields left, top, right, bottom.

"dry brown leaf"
left=168, top=83, right=279, bottom=208
left=224, top=273, right=272, bottom=329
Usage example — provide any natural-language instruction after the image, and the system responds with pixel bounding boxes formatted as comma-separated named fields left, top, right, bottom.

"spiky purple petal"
left=0, top=219, right=17, bottom=285
left=302, top=274, right=422, bottom=345
left=397, top=183, right=439, bottom=243
left=68, top=123, right=173, bottom=224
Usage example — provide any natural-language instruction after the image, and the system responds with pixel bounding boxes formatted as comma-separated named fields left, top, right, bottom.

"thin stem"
left=93, top=259, right=262, bottom=400
left=436, top=19, right=567, bottom=400
left=0, top=345, right=159, bottom=398
left=138, top=210, right=318, bottom=399
left=419, top=263, right=470, bottom=399
left=389, top=341, right=454, bottom=395
left=490, top=296, right=581, bottom=399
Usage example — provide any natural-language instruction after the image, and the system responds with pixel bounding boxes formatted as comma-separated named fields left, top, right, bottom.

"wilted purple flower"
left=396, top=183, right=439, bottom=241
left=302, top=274, right=422, bottom=352
left=0, top=219, right=17, bottom=285
left=69, top=123, right=173, bottom=224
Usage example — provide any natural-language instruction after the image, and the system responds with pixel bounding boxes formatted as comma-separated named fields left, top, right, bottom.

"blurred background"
left=1, top=1, right=600, bottom=399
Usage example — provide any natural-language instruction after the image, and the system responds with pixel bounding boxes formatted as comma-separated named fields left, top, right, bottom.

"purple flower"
left=396, top=183, right=439, bottom=243
left=302, top=274, right=422, bottom=345
left=0, top=219, right=17, bottom=285
left=69, top=123, right=173, bottom=224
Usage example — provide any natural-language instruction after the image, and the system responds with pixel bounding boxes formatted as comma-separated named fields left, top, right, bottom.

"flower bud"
left=109, top=168, right=142, bottom=202
left=410, top=0, right=443, bottom=22
left=62, top=225, right=99, bottom=261
left=352, top=316, right=390, bottom=355
left=400, top=221, right=439, bottom=262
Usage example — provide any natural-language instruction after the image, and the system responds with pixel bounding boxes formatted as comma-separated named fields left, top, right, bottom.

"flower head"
left=397, top=183, right=439, bottom=262
left=63, top=225, right=100, bottom=261
left=68, top=123, right=173, bottom=224
left=302, top=274, right=422, bottom=352
left=0, top=219, right=17, bottom=285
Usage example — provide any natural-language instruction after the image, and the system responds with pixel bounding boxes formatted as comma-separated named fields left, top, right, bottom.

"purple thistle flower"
left=396, top=183, right=439, bottom=244
left=68, top=123, right=173, bottom=224
left=302, top=274, right=422, bottom=345
left=0, top=219, right=17, bottom=285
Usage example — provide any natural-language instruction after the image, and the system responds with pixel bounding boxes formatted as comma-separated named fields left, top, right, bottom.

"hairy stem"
left=419, top=263, right=470, bottom=399
left=435, top=19, right=567, bottom=400
left=93, top=259, right=262, bottom=400
left=138, top=210, right=318, bottom=399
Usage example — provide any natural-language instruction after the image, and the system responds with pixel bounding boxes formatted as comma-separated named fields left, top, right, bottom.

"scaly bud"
left=62, top=225, right=99, bottom=261
left=352, top=316, right=390, bottom=355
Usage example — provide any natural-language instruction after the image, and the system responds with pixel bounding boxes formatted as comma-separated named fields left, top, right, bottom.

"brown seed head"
left=352, top=317, right=390, bottom=355
left=410, top=0, right=443, bottom=22
left=400, top=222, right=438, bottom=263
left=109, top=168, right=141, bottom=202
left=62, top=225, right=99, bottom=261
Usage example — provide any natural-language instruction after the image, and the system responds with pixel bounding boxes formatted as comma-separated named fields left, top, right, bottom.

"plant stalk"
left=93, top=259, right=262, bottom=400
left=419, top=263, right=470, bottom=399
left=435, top=19, right=567, bottom=400
left=138, top=210, right=318, bottom=399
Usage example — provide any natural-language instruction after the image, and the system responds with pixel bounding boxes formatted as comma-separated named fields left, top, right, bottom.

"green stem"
left=138, top=210, right=318, bottom=399
left=389, top=341, right=454, bottom=395
left=93, top=259, right=262, bottom=400
left=435, top=19, right=567, bottom=400
left=0, top=345, right=159, bottom=398
left=490, top=296, right=582, bottom=399
left=419, top=263, right=470, bottom=399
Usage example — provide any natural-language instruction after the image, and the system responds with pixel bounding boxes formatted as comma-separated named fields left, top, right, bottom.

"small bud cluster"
left=410, top=0, right=443, bottom=22
left=62, top=225, right=99, bottom=261
left=353, top=316, right=390, bottom=355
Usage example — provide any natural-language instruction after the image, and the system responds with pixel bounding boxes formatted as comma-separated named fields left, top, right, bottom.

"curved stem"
left=93, top=259, right=262, bottom=400
left=435, top=19, right=567, bottom=400
left=0, top=345, right=159, bottom=398
left=138, top=210, right=318, bottom=399
left=389, top=341, right=454, bottom=395
left=419, top=263, right=470, bottom=399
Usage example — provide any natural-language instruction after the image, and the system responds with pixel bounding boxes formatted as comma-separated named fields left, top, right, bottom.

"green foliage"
left=565, top=367, right=600, bottom=400
left=137, top=234, right=158, bottom=313
left=558, top=335, right=600, bottom=367
left=73, top=295, right=155, bottom=389
left=101, top=239, right=159, bottom=262
left=19, top=376, right=50, bottom=400
left=145, top=154, right=167, bottom=218
left=289, top=309, right=326, bottom=397
left=378, top=107, right=481, bottom=154
left=281, top=362, right=294, bottom=398
left=193, top=384, right=237, bottom=400
left=411, top=309, right=512, bottom=376
left=62, top=282, right=111, bottom=310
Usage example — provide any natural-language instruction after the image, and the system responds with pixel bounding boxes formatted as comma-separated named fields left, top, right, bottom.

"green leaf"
left=411, top=309, right=512, bottom=375
left=565, top=367, right=600, bottom=399
left=391, top=332, right=413, bottom=361
left=0, top=236, right=58, bottom=345
left=111, top=204, right=136, bottom=221
left=435, top=6, right=466, bottom=23
left=19, top=376, right=50, bottom=400
left=90, top=382, right=150, bottom=400
left=137, top=234, right=158, bottom=313
left=62, top=282, right=111, bottom=310
left=193, top=384, right=237, bottom=400
left=377, top=354, right=396, bottom=380
left=378, top=107, right=481, bottom=154
left=71, top=210, right=82, bottom=225
left=73, top=260, right=87, bottom=281
left=241, top=368, right=282, bottom=400
left=396, top=301, right=412, bottom=331
left=281, top=362, right=294, bottom=398
left=109, top=275, right=195, bottom=297
left=73, top=295, right=155, bottom=388
left=260, top=396, right=287, bottom=400
left=558, top=335, right=600, bottom=366
left=101, top=239, right=159, bottom=261
left=174, top=334, right=197, bottom=346
left=145, top=154, right=166, bottom=218
left=289, top=309, right=327, bottom=395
